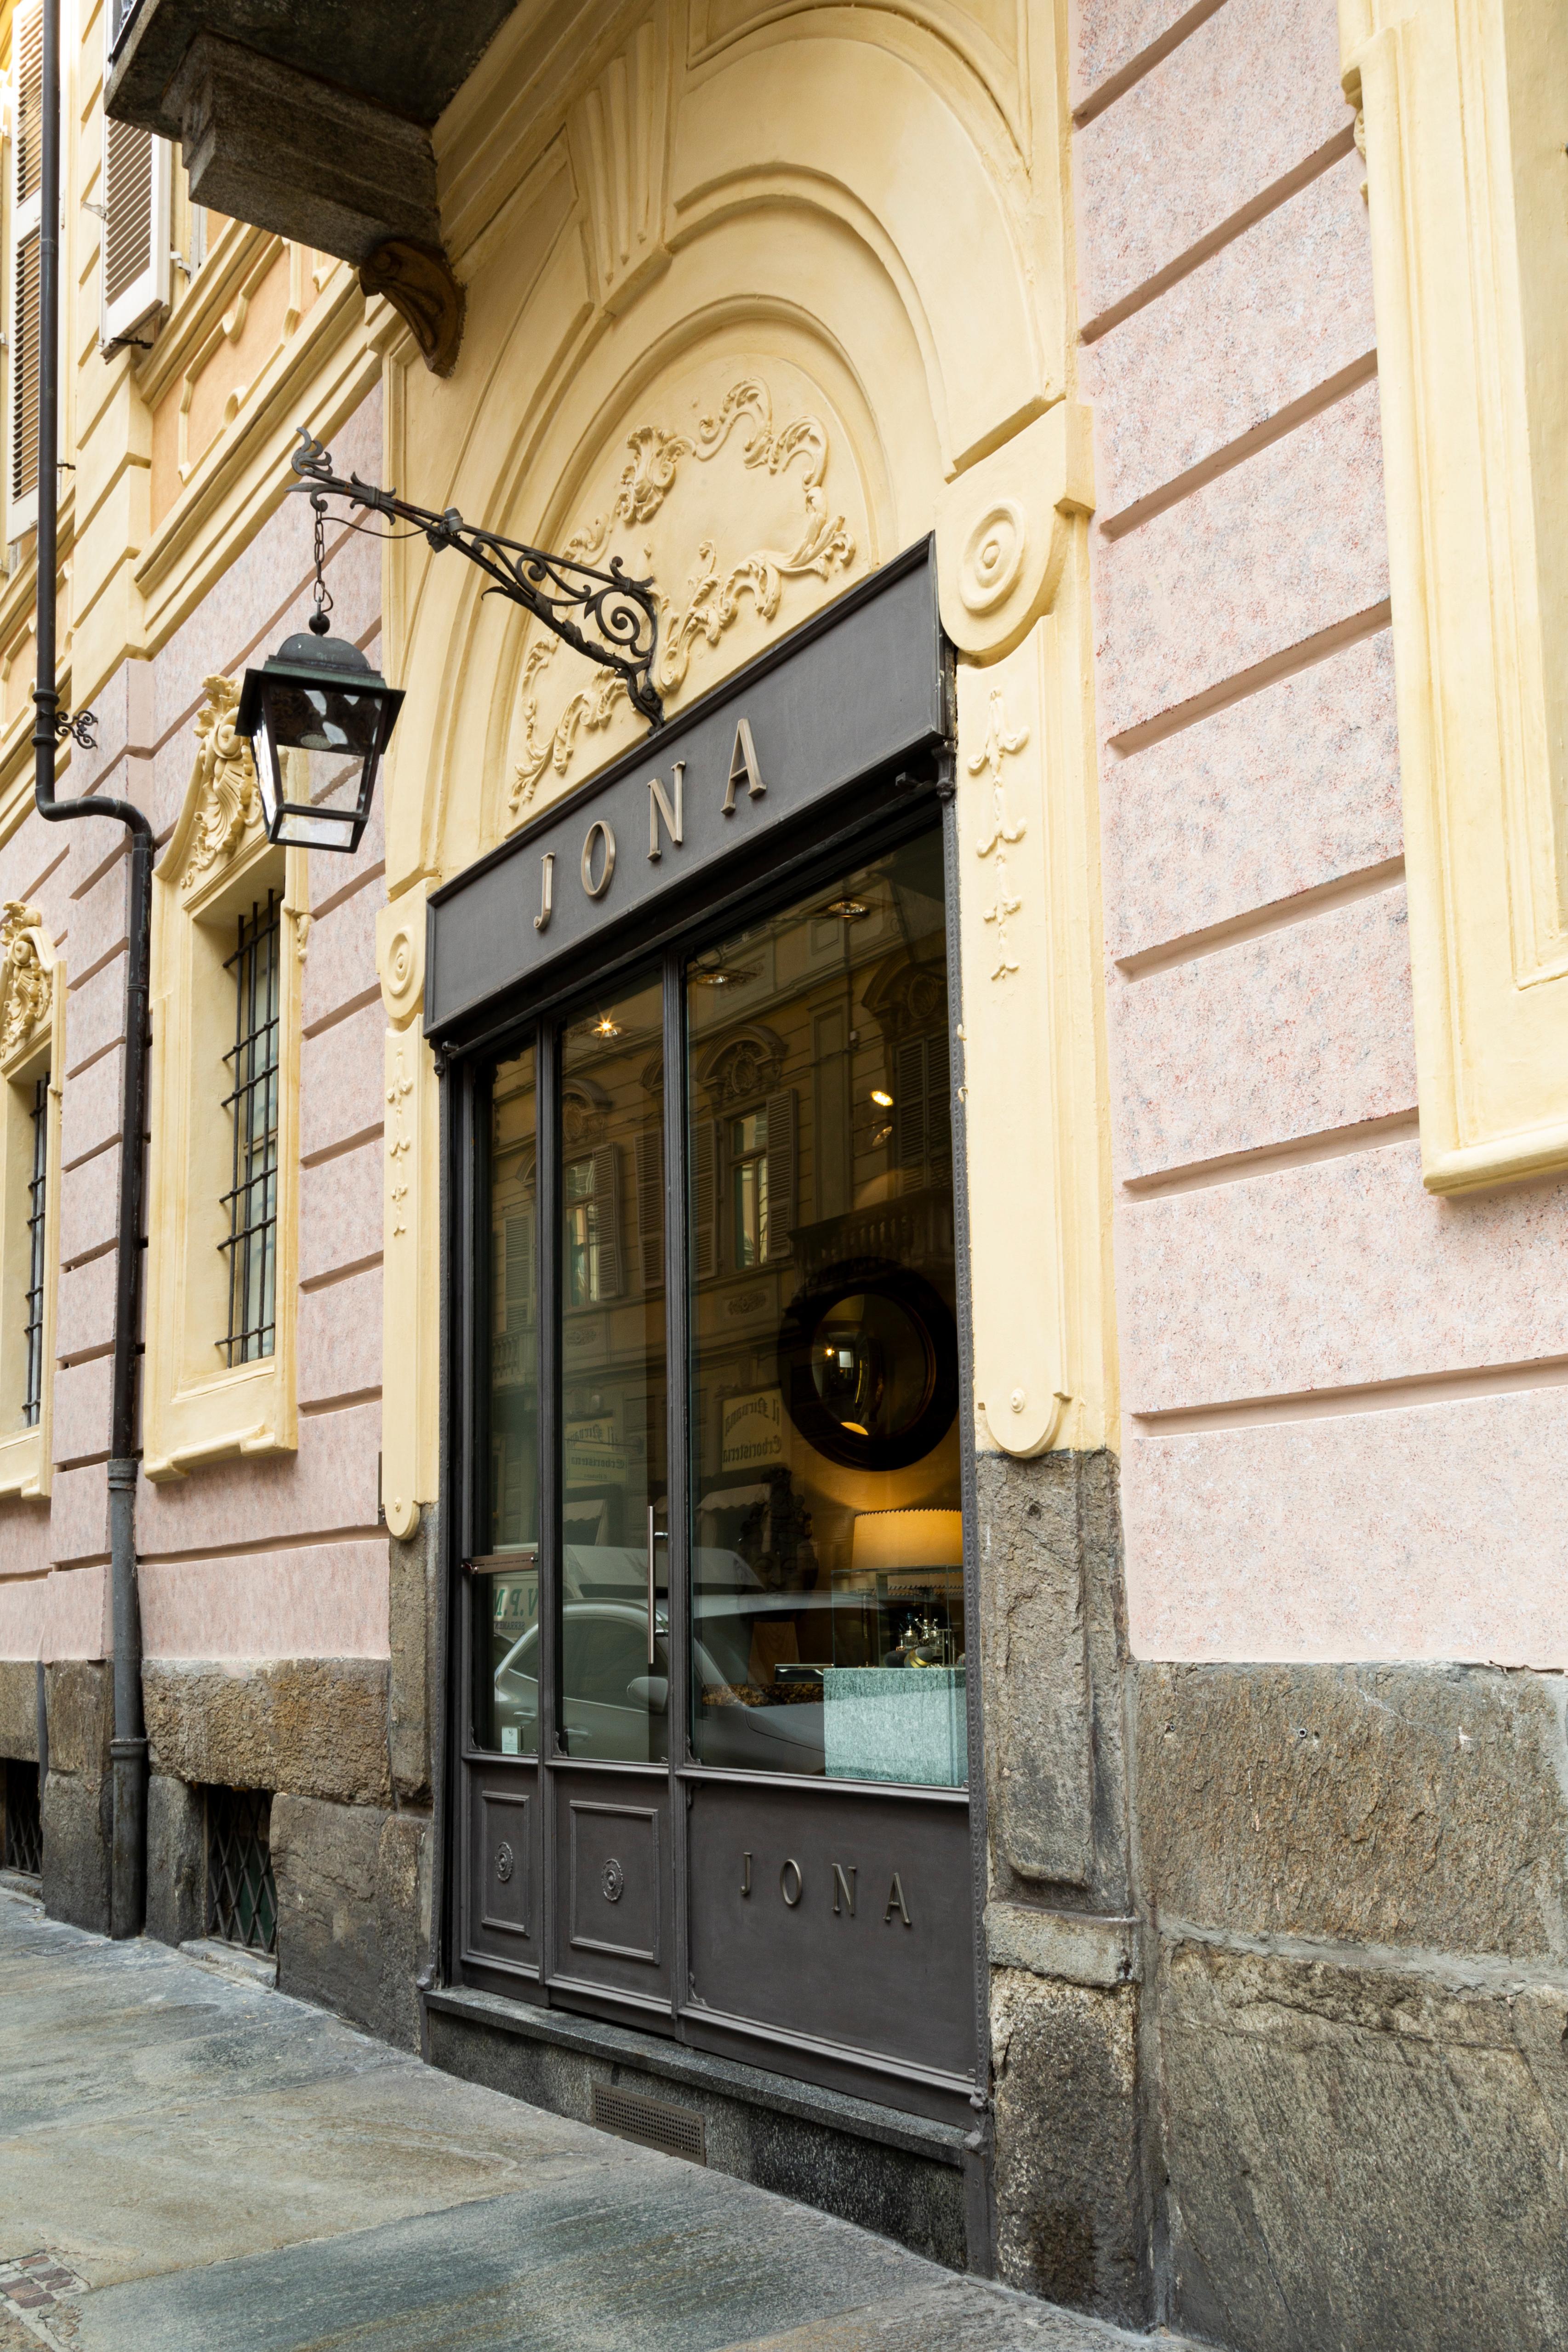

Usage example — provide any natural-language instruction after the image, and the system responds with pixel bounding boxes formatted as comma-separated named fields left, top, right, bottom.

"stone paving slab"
left=0, top=1888, right=1194, bottom=2352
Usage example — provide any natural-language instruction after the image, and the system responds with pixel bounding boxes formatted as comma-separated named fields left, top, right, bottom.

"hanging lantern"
left=235, top=622, right=404, bottom=854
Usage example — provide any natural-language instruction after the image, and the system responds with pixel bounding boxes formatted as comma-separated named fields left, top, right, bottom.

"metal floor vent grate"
left=206, top=1785, right=277, bottom=1955
left=5, top=1761, right=42, bottom=1878
left=591, top=2082, right=707, bottom=2165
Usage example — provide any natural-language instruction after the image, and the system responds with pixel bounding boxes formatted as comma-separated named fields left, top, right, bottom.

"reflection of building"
left=0, top=0, right=1562, bottom=2342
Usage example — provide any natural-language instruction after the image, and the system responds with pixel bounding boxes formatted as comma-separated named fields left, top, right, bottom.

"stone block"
left=298, top=1267, right=382, bottom=1407
left=1103, top=627, right=1401, bottom=965
left=1120, top=1384, right=1568, bottom=1666
left=1135, top=1661, right=1568, bottom=1961
left=56, top=1250, right=118, bottom=1365
left=1111, top=885, right=1415, bottom=1182
left=143, top=1658, right=392, bottom=1806
left=271, top=1793, right=429, bottom=2049
left=1157, top=1938, right=1568, bottom=2352
left=64, top=955, right=126, bottom=1077
left=60, top=1046, right=123, bottom=1170
left=40, top=1658, right=112, bottom=1932
left=1087, top=151, right=1376, bottom=523
left=990, top=1967, right=1146, bottom=2324
left=49, top=1464, right=110, bottom=1569
left=135, top=1398, right=381, bottom=1555
left=302, top=875, right=382, bottom=1034
left=979, top=1450, right=1129, bottom=1908
left=58, top=1147, right=120, bottom=1267
left=1095, top=377, right=1390, bottom=742
left=0, top=1659, right=39, bottom=1759
left=1073, top=0, right=1205, bottom=108
left=52, top=1355, right=113, bottom=1471
left=65, top=845, right=130, bottom=981
left=300, top=1001, right=386, bottom=1160
left=139, top=1542, right=389, bottom=1663
left=1118, top=1139, right=1568, bottom=1412
left=986, top=1903, right=1139, bottom=1988
left=145, top=1772, right=206, bottom=1947
left=388, top=1514, right=435, bottom=1806
left=300, top=1135, right=383, bottom=1287
left=1075, top=0, right=1352, bottom=326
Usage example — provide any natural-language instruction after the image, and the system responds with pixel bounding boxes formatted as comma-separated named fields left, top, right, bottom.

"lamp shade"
left=235, top=629, right=404, bottom=854
left=850, top=1508, right=964, bottom=1577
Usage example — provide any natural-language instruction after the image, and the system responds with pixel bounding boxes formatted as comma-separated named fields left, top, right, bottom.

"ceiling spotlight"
left=691, top=965, right=757, bottom=988
left=825, top=898, right=869, bottom=920
left=591, top=1014, right=622, bottom=1039
left=872, top=1123, right=893, bottom=1147
left=870, top=1088, right=893, bottom=1108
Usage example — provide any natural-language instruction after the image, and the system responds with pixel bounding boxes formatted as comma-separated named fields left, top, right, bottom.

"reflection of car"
left=494, top=1602, right=670, bottom=1759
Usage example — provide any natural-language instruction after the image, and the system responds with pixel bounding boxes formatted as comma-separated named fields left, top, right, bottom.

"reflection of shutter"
left=692, top=1120, right=717, bottom=1280
left=504, top=1211, right=533, bottom=1332
left=10, top=0, right=42, bottom=534
left=590, top=1142, right=621, bottom=1298
left=634, top=1127, right=663, bottom=1292
left=927, top=1031, right=952, bottom=1176
left=895, top=1040, right=925, bottom=1176
left=101, top=105, right=170, bottom=347
left=764, top=1089, right=795, bottom=1262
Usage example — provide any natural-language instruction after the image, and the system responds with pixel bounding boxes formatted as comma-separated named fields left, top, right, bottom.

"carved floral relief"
left=0, top=901, right=53, bottom=1064
left=510, top=373, right=861, bottom=817
left=181, top=675, right=263, bottom=895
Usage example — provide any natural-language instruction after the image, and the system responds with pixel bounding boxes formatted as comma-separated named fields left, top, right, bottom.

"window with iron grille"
left=206, top=1786, right=276, bottom=1953
left=4, top=1760, right=42, bottom=1878
left=219, top=895, right=281, bottom=1367
left=22, top=1074, right=48, bottom=1425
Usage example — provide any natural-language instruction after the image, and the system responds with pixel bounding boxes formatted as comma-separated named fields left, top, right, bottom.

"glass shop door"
left=461, top=821, right=978, bottom=2111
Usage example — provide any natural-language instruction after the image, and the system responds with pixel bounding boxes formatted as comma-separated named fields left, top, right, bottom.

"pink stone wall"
left=1076, top=0, right=1568, bottom=1661
left=0, top=386, right=388, bottom=1675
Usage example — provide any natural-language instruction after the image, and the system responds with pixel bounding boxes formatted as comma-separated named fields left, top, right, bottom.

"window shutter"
left=926, top=1030, right=952, bottom=1178
left=590, top=1141, right=621, bottom=1298
left=634, top=1126, right=663, bottom=1293
left=100, top=109, right=169, bottom=348
left=503, top=1209, right=533, bottom=1332
left=9, top=0, right=43, bottom=534
left=692, top=1119, right=717, bottom=1280
left=764, top=1089, right=796, bottom=1263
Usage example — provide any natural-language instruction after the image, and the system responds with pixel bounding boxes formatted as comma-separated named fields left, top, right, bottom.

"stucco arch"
left=387, top=16, right=1049, bottom=891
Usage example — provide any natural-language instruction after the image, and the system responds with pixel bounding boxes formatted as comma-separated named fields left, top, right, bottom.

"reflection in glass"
left=687, top=828, right=965, bottom=1786
left=477, top=1045, right=540, bottom=1755
left=557, top=974, right=669, bottom=1763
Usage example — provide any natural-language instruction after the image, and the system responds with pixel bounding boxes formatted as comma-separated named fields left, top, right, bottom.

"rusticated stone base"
left=143, top=1659, right=392, bottom=1806
left=40, top=1661, right=111, bottom=1933
left=990, top=1965, right=1144, bottom=2324
left=0, top=1660, right=38, bottom=1760
left=145, top=1773, right=205, bottom=1947
left=1157, top=1939, right=1568, bottom=2352
left=271, top=1793, right=429, bottom=2049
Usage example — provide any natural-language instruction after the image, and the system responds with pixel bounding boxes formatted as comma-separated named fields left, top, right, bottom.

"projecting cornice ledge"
left=105, top=6, right=486, bottom=373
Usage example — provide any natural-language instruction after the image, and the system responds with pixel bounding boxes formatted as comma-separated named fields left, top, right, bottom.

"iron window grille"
left=4, top=1760, right=42, bottom=1878
left=206, top=1786, right=277, bottom=1954
left=219, top=894, right=281, bottom=1367
left=22, top=1074, right=47, bottom=1425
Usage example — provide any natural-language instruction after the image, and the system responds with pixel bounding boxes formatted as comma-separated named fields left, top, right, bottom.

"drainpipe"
left=33, top=0, right=151, bottom=1937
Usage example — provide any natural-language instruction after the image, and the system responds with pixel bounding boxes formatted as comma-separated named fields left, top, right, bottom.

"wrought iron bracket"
left=51, top=707, right=97, bottom=750
left=289, top=427, right=664, bottom=728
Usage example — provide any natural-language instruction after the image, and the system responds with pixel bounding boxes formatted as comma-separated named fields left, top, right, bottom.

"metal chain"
left=308, top=491, right=335, bottom=638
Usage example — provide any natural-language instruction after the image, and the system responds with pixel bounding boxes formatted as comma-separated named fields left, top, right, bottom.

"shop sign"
left=720, top=1388, right=786, bottom=1472
left=564, top=1415, right=628, bottom=1484
left=425, top=541, right=943, bottom=1033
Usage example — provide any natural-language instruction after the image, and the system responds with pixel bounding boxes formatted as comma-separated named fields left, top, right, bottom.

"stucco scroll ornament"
left=510, top=378, right=856, bottom=814
left=181, top=675, right=262, bottom=895
left=969, top=690, right=1029, bottom=981
left=0, top=901, right=52, bottom=1062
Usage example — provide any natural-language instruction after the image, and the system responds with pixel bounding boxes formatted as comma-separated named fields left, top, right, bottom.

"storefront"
left=424, top=542, right=989, bottom=2200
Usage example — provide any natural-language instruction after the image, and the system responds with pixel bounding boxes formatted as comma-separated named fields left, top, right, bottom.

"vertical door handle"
left=647, top=1505, right=669, bottom=1667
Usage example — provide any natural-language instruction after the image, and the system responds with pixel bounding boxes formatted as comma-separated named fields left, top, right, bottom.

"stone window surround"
left=0, top=904, right=63, bottom=1498
left=143, top=676, right=306, bottom=1481
left=1345, top=0, right=1568, bottom=1192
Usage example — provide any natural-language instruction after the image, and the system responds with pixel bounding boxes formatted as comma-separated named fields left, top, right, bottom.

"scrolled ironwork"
left=290, top=427, right=664, bottom=727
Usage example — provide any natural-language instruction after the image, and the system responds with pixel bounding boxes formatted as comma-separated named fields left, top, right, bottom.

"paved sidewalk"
left=0, top=1886, right=1191, bottom=2352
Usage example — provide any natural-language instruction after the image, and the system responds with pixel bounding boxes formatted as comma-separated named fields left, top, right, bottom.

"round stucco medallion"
left=602, top=1857, right=625, bottom=1903
left=495, top=1841, right=514, bottom=1884
left=959, top=499, right=1027, bottom=615
left=380, top=911, right=424, bottom=1021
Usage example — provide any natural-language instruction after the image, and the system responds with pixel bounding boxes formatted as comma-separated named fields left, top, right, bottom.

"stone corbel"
left=936, top=402, right=1094, bottom=664
left=377, top=885, right=438, bottom=1539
